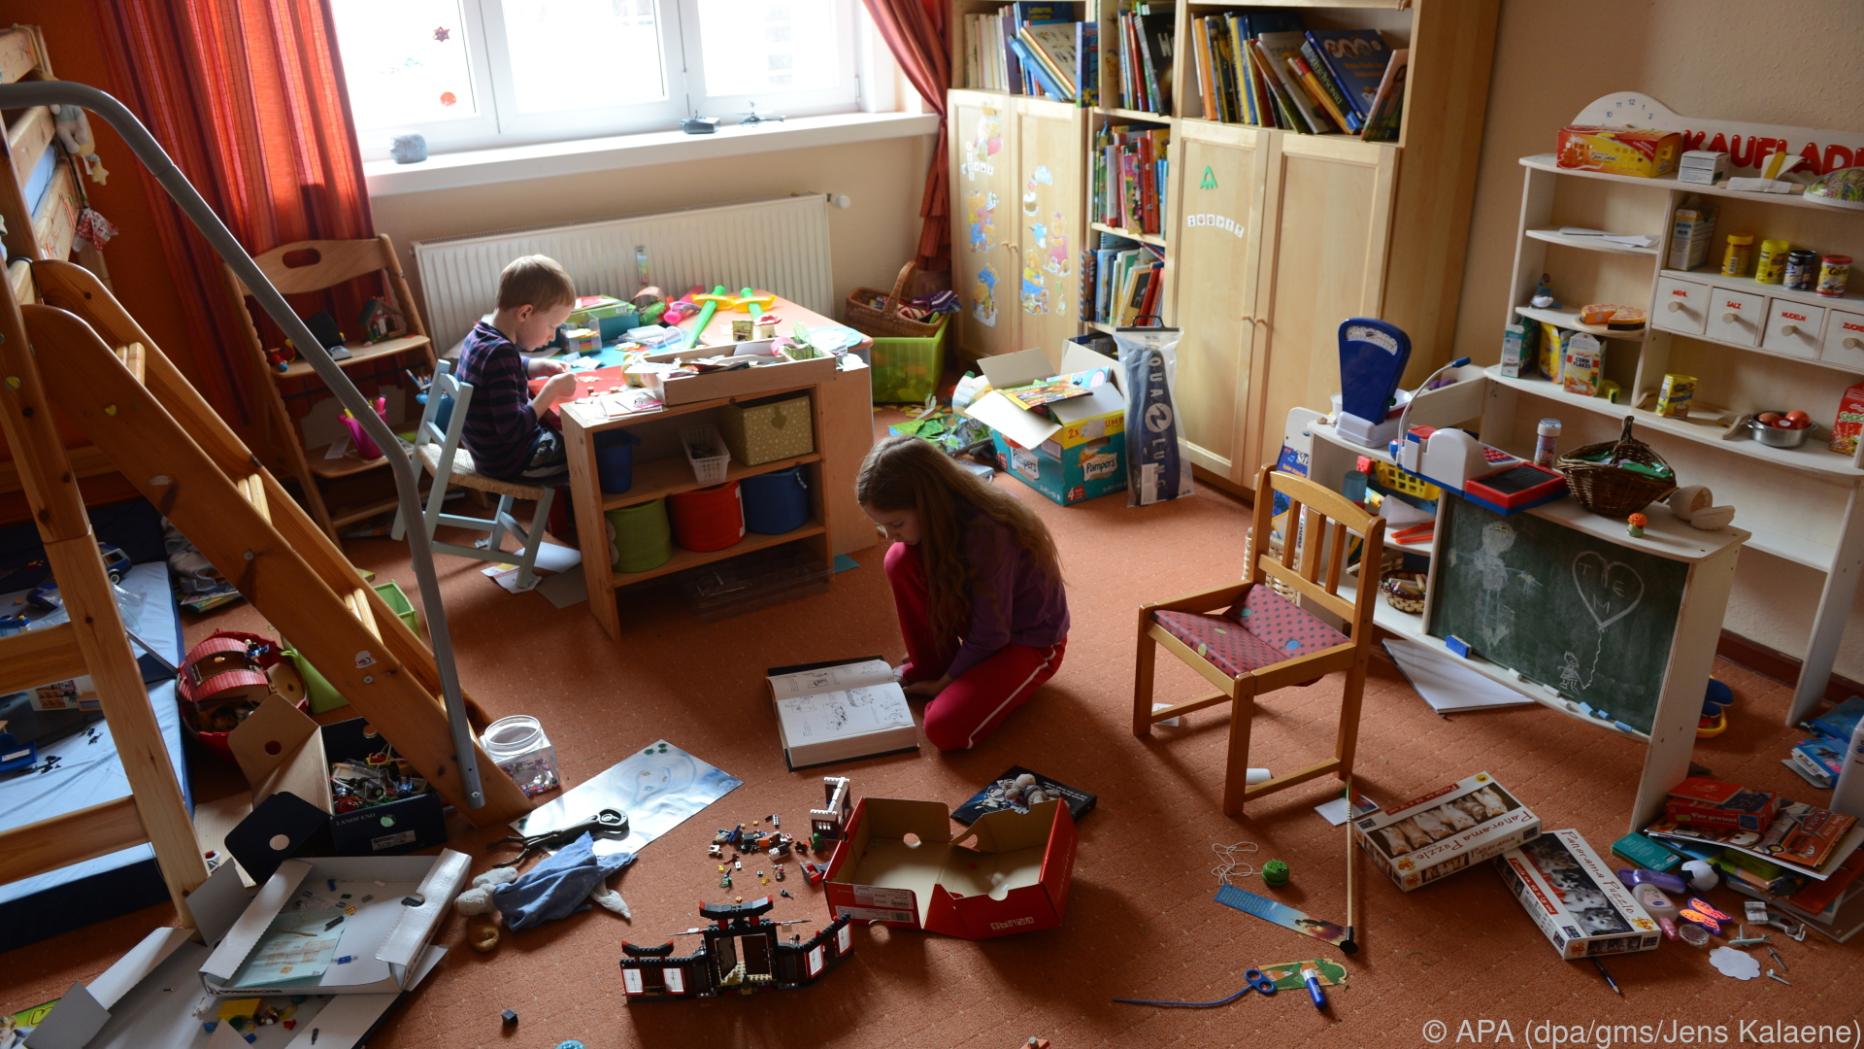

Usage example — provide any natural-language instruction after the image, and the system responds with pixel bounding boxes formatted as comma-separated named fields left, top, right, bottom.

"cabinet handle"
left=1781, top=324, right=1798, bottom=336
left=1666, top=301, right=1683, bottom=312
left=1847, top=337, right=1863, bottom=350
left=1722, top=312, right=1737, bottom=323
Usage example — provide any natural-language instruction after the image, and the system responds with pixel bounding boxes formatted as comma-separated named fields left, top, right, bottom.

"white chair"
left=392, top=361, right=558, bottom=590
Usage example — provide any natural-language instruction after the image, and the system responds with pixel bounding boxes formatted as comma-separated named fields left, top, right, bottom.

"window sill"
left=362, top=111, right=942, bottom=197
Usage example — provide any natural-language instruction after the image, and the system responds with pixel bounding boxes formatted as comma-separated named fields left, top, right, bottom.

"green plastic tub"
left=867, top=316, right=949, bottom=404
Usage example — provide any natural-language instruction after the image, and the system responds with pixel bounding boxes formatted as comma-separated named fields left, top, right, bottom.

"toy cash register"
left=1394, top=425, right=1567, bottom=515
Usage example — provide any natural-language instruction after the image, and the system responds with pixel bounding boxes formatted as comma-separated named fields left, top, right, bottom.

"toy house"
left=810, top=776, right=853, bottom=843
left=618, top=898, right=854, bottom=1000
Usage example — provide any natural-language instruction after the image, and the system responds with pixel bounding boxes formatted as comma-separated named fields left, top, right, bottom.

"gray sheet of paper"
left=514, top=740, right=741, bottom=861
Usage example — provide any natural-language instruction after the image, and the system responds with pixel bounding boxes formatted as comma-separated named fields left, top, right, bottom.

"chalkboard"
left=1427, top=497, right=1687, bottom=734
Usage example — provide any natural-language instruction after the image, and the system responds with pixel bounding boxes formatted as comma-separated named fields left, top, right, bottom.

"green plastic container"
left=607, top=499, right=672, bottom=574
left=868, top=316, right=949, bottom=404
left=287, top=648, right=348, bottom=714
left=372, top=581, right=422, bottom=638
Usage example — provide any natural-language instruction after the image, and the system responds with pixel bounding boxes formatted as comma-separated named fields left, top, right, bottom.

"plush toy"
left=51, top=104, right=109, bottom=185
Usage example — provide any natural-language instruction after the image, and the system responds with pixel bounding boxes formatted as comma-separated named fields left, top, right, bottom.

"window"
left=332, top=0, right=865, bottom=159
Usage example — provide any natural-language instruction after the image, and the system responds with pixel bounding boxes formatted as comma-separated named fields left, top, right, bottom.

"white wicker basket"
left=683, top=424, right=732, bottom=484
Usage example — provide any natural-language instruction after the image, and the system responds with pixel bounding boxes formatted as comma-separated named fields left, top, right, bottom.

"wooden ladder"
left=0, top=258, right=531, bottom=925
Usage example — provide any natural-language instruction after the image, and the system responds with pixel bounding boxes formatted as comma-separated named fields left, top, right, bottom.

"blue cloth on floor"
left=492, top=832, right=633, bottom=932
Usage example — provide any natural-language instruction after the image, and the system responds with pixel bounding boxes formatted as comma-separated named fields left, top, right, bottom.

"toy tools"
left=685, top=284, right=729, bottom=348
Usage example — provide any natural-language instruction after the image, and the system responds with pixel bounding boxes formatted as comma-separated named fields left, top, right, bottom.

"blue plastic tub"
left=741, top=467, right=810, bottom=534
left=596, top=431, right=641, bottom=493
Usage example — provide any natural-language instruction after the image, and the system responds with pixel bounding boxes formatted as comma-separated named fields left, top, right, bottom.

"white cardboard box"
left=1496, top=828, right=1662, bottom=959
left=200, top=851, right=467, bottom=997
left=23, top=864, right=442, bottom=1049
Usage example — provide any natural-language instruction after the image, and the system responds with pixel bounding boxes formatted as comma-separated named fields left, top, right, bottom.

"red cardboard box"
left=1831, top=379, right=1864, bottom=455
left=823, top=798, right=1076, bottom=939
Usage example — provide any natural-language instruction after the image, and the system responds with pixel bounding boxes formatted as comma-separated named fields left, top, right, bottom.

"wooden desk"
left=559, top=296, right=877, bottom=639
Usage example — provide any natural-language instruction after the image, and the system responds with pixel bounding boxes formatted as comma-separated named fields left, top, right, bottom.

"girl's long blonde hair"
left=856, top=435, right=1062, bottom=645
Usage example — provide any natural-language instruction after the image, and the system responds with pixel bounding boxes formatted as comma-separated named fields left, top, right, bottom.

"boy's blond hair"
left=496, top=255, right=576, bottom=311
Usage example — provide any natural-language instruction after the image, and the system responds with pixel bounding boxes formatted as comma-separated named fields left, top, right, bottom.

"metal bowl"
left=1748, top=414, right=1811, bottom=448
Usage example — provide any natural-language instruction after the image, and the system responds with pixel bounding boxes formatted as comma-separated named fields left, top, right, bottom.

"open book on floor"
left=767, top=657, right=920, bottom=770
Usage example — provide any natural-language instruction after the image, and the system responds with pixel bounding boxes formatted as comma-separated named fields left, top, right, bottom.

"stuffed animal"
left=51, top=105, right=109, bottom=185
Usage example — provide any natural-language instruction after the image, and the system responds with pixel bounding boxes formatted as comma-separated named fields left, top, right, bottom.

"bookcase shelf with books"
left=948, top=1, right=1498, bottom=493
left=954, top=1, right=1096, bottom=100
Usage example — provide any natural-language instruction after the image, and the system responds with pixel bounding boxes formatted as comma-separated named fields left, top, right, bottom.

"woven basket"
left=844, top=262, right=945, bottom=339
left=1556, top=416, right=1676, bottom=518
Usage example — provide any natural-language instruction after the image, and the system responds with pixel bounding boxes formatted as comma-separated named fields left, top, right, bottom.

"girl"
left=856, top=436, right=1069, bottom=750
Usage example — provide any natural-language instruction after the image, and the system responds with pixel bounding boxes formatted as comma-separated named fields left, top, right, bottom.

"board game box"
left=1352, top=772, right=1540, bottom=891
left=1496, top=828, right=1661, bottom=958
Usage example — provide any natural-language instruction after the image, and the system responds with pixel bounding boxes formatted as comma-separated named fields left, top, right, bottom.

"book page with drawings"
left=774, top=683, right=914, bottom=748
left=768, top=658, right=897, bottom=701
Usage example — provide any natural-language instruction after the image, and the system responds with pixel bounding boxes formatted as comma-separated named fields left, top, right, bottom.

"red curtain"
left=94, top=0, right=374, bottom=427
left=862, top=0, right=950, bottom=275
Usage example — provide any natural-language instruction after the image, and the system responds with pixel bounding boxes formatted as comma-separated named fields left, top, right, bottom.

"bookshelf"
left=1487, top=93, right=1864, bottom=725
left=947, top=0, right=1499, bottom=493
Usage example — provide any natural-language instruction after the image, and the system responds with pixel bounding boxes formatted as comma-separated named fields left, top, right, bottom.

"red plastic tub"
left=668, top=481, right=745, bottom=552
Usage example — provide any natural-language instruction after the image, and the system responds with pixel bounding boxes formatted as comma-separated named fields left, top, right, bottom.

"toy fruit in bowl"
left=1748, top=409, right=1812, bottom=448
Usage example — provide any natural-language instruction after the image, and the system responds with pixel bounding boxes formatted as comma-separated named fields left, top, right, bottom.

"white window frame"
left=343, top=0, right=870, bottom=161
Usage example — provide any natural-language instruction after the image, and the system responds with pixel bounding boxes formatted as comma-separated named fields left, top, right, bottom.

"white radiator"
left=412, top=195, right=833, bottom=351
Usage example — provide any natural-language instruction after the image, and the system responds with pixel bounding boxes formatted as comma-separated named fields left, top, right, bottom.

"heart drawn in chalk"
left=1571, top=551, right=1644, bottom=630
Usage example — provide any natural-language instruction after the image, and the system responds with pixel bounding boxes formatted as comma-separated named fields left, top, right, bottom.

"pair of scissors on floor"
left=1113, top=967, right=1277, bottom=1008
left=493, top=808, right=630, bottom=867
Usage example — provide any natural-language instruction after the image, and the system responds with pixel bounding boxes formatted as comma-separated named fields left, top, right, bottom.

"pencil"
left=1590, top=957, right=1623, bottom=996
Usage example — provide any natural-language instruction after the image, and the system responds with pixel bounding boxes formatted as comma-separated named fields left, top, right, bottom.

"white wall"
left=1454, top=0, right=1864, bottom=684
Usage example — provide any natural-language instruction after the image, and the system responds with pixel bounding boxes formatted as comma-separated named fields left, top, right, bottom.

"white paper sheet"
left=1384, top=637, right=1534, bottom=714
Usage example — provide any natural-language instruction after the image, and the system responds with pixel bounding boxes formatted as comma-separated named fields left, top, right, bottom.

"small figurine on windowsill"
left=1530, top=273, right=1558, bottom=309
left=1627, top=512, right=1648, bottom=538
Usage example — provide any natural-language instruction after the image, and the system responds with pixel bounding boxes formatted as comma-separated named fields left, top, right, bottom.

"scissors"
left=1113, top=967, right=1277, bottom=1008
left=494, top=808, right=630, bottom=866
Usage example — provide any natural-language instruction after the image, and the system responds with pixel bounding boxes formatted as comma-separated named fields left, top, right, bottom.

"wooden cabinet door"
left=1170, top=122, right=1272, bottom=484
left=1009, top=97, right=1086, bottom=366
left=948, top=91, right=1018, bottom=361
left=1248, top=136, right=1396, bottom=479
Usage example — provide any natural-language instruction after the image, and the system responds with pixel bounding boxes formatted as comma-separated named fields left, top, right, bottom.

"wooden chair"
left=391, top=361, right=558, bottom=591
left=225, top=235, right=436, bottom=541
left=1134, top=466, right=1387, bottom=817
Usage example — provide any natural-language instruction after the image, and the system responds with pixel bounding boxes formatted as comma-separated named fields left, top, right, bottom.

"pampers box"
left=967, top=344, right=1127, bottom=506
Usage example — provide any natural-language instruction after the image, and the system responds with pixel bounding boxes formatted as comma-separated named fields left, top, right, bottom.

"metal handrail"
left=0, top=80, right=485, bottom=807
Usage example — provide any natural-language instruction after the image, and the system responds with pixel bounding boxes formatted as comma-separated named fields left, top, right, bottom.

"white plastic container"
left=482, top=715, right=559, bottom=797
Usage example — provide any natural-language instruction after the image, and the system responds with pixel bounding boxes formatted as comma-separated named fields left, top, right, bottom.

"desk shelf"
left=608, top=524, right=827, bottom=588
left=602, top=453, right=822, bottom=512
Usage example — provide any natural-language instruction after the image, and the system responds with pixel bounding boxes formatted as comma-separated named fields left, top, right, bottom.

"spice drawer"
left=1704, top=285, right=1764, bottom=347
left=1823, top=311, right=1864, bottom=370
left=1761, top=299, right=1825, bottom=359
left=1652, top=276, right=1709, bottom=335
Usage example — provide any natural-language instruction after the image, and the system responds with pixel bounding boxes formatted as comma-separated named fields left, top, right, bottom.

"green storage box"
left=607, top=499, right=672, bottom=574
left=868, top=316, right=949, bottom=404
left=372, top=581, right=422, bottom=637
left=719, top=394, right=814, bottom=466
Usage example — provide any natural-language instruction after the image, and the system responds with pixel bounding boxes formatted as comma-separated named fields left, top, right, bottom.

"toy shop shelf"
left=1484, top=366, right=1864, bottom=480
left=1095, top=106, right=1172, bottom=124
left=1523, top=228, right=1658, bottom=257
left=602, top=453, right=822, bottom=512
left=609, top=523, right=826, bottom=588
left=1187, top=0, right=1409, bottom=8
left=1090, top=221, right=1167, bottom=247
left=275, top=335, right=432, bottom=380
left=1521, top=154, right=1864, bottom=215
left=1336, top=577, right=1653, bottom=739
left=1661, top=327, right=1864, bottom=376
left=1658, top=268, right=1864, bottom=313
left=1513, top=305, right=1647, bottom=341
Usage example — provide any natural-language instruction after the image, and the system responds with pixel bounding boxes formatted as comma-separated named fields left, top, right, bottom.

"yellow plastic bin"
left=868, top=316, right=949, bottom=404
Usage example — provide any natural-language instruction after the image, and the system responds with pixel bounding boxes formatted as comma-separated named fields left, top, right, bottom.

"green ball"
left=1262, top=859, right=1290, bottom=887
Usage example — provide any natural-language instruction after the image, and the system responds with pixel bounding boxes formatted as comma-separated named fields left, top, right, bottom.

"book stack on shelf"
left=1112, top=4, right=1173, bottom=114
left=1084, top=231, right=1165, bottom=329
left=1185, top=12, right=1407, bottom=142
left=1091, top=123, right=1169, bottom=239
left=961, top=3, right=1096, bottom=103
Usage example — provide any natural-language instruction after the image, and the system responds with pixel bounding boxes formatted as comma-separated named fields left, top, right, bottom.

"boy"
left=457, top=255, right=580, bottom=480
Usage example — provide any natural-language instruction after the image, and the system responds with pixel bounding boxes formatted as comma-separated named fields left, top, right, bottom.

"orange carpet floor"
left=3, top=460, right=1860, bottom=1048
